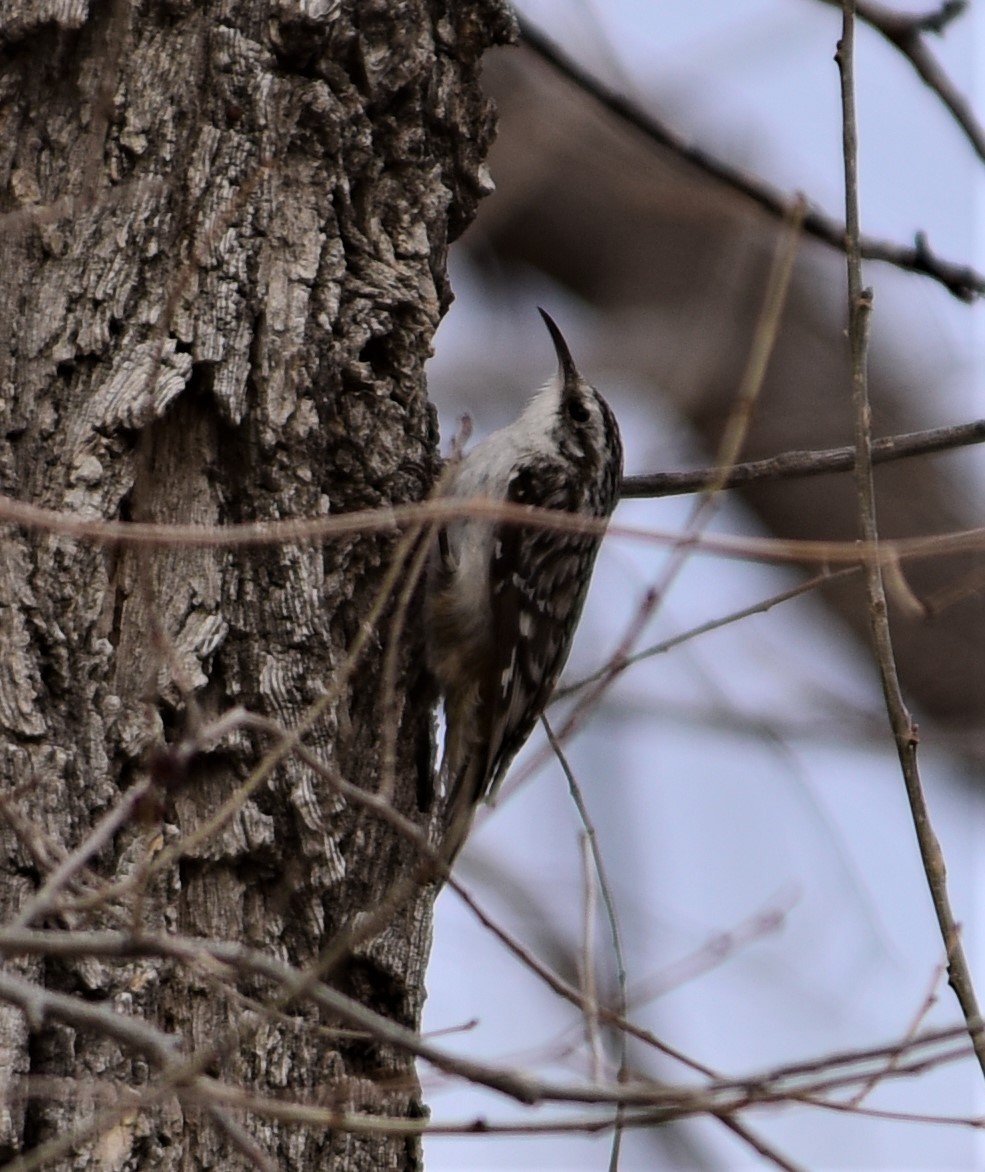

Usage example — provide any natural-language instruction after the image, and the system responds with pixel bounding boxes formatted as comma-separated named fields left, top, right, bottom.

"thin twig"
left=707, top=196, right=807, bottom=491
left=559, top=566, right=860, bottom=697
left=4, top=470, right=985, bottom=566
left=622, top=418, right=985, bottom=498
left=837, top=0, right=985, bottom=1079
left=715, top=1117, right=807, bottom=1172
left=578, top=833, right=605, bottom=1085
left=544, top=717, right=628, bottom=1168
left=845, top=962, right=946, bottom=1109
left=446, top=873, right=711, bottom=1074
left=542, top=719, right=802, bottom=1172
left=625, top=889, right=797, bottom=1010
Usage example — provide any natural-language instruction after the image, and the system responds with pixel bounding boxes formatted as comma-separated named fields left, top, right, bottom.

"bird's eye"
left=565, top=397, right=590, bottom=425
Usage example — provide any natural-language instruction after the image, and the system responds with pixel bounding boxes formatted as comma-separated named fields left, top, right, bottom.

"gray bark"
left=0, top=1, right=513, bottom=1167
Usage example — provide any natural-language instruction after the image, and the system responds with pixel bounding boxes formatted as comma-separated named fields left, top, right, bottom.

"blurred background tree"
left=426, top=4, right=985, bottom=1169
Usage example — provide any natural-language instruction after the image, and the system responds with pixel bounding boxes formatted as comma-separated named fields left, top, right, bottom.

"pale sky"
left=425, top=4, right=985, bottom=1169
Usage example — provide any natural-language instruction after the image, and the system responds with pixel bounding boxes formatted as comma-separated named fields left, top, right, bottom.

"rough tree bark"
left=0, top=1, right=513, bottom=1167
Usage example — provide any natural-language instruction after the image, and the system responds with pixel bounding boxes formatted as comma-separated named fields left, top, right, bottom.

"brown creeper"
left=425, top=309, right=623, bottom=853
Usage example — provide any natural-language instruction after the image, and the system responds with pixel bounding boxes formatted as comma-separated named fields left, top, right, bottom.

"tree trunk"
left=0, top=2, right=512, bottom=1167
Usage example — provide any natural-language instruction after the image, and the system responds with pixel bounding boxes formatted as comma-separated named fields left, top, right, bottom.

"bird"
left=425, top=309, right=623, bottom=856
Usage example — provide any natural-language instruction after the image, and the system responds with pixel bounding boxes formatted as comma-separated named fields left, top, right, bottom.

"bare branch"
left=517, top=15, right=984, bottom=301
left=816, top=0, right=985, bottom=164
left=622, top=418, right=985, bottom=498
left=837, top=0, right=985, bottom=1080
left=0, top=928, right=977, bottom=1119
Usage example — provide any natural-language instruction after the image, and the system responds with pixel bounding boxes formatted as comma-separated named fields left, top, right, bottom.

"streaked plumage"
left=426, top=310, right=623, bottom=853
